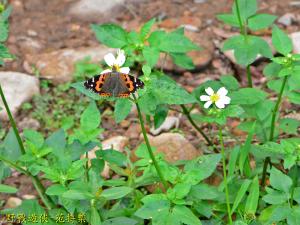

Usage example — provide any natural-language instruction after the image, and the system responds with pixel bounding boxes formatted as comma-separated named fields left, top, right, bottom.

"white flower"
left=101, top=49, right=130, bottom=74
left=200, top=87, right=231, bottom=109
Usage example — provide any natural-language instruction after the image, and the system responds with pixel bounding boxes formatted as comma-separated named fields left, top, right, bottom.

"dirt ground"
left=1, top=0, right=300, bottom=207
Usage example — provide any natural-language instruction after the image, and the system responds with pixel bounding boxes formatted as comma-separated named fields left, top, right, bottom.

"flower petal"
left=100, top=69, right=112, bottom=74
left=116, top=50, right=126, bottom=66
left=221, top=95, right=231, bottom=104
left=119, top=67, right=130, bottom=74
left=104, top=53, right=115, bottom=67
left=200, top=95, right=210, bottom=101
left=217, top=87, right=228, bottom=96
left=215, top=99, right=225, bottom=109
left=205, top=87, right=214, bottom=96
left=204, top=101, right=213, bottom=109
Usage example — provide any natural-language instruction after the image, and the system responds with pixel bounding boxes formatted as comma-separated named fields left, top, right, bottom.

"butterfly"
left=84, top=71, right=144, bottom=98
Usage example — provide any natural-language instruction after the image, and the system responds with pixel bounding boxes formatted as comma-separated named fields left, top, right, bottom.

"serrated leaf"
left=159, top=33, right=200, bottom=53
left=81, top=101, right=101, bottom=130
left=114, top=98, right=132, bottom=123
left=248, top=14, right=277, bottom=31
left=170, top=53, right=195, bottom=70
left=270, top=167, right=292, bottom=193
left=140, top=18, right=156, bottom=39
left=91, top=24, right=127, bottom=48
left=102, top=186, right=133, bottom=200
left=142, top=46, right=160, bottom=68
left=272, top=25, right=292, bottom=55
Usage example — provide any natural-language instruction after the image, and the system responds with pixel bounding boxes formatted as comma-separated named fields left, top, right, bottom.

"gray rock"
left=290, top=1, right=300, bottom=7
left=194, top=0, right=207, bottom=3
left=0, top=72, right=39, bottom=121
left=24, top=46, right=113, bottom=84
left=19, top=118, right=40, bottom=130
left=69, top=0, right=124, bottom=21
left=290, top=32, right=300, bottom=53
left=278, top=13, right=295, bottom=26
left=150, top=116, right=180, bottom=135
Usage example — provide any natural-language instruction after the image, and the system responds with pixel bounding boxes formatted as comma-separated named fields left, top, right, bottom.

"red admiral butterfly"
left=84, top=72, right=144, bottom=98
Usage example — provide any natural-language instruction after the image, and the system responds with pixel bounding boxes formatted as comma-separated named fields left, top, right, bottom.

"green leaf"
left=140, top=18, right=156, bottom=39
left=280, top=118, right=300, bottom=135
left=189, top=183, right=220, bottom=200
left=114, top=98, right=132, bottom=123
left=0, top=184, right=18, bottom=193
left=217, top=14, right=240, bottom=27
left=263, top=188, right=289, bottom=205
left=154, top=105, right=168, bottom=129
left=183, top=154, right=221, bottom=185
left=220, top=75, right=239, bottom=91
left=231, top=88, right=267, bottom=105
left=239, top=123, right=255, bottom=175
left=272, top=25, right=293, bottom=55
left=1, top=129, right=22, bottom=162
left=248, top=14, right=277, bottom=31
left=1, top=5, right=12, bottom=21
left=148, top=30, right=166, bottom=47
left=90, top=207, right=102, bottom=225
left=169, top=183, right=192, bottom=200
left=62, top=189, right=94, bottom=200
left=24, top=129, right=44, bottom=149
left=81, top=101, right=101, bottom=130
left=170, top=53, right=195, bottom=70
left=228, top=147, right=240, bottom=177
left=159, top=33, right=200, bottom=53
left=263, top=62, right=282, bottom=78
left=103, top=217, right=138, bottom=225
left=231, top=179, right=251, bottom=215
left=71, top=81, right=101, bottom=100
left=135, top=199, right=170, bottom=219
left=0, top=18, right=8, bottom=42
left=100, top=150, right=127, bottom=167
left=143, top=46, right=160, bottom=68
left=46, top=184, right=67, bottom=196
left=172, top=205, right=202, bottom=225
left=270, top=167, right=292, bottom=193
left=245, top=176, right=259, bottom=215
left=101, top=186, right=133, bottom=200
left=91, top=24, right=127, bottom=48
left=232, top=0, right=257, bottom=22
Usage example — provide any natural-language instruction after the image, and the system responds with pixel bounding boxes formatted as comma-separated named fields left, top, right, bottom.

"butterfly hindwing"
left=84, top=72, right=144, bottom=98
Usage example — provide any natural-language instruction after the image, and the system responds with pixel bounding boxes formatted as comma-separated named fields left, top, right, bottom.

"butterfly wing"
left=84, top=73, right=112, bottom=97
left=84, top=72, right=144, bottom=98
left=118, top=73, right=144, bottom=97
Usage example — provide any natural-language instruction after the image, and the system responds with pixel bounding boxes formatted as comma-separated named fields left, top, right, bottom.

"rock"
left=278, top=13, right=295, bottom=26
left=5, top=197, right=22, bottom=208
left=182, top=24, right=199, bottom=32
left=22, top=194, right=36, bottom=200
left=194, top=0, right=207, bottom=3
left=85, top=136, right=129, bottom=178
left=290, top=1, right=300, bottom=7
left=17, top=36, right=43, bottom=54
left=19, top=118, right=40, bottom=131
left=290, top=32, right=300, bottom=53
left=24, top=46, right=113, bottom=84
left=148, top=133, right=202, bottom=162
left=150, top=116, right=180, bottom=135
left=0, top=72, right=39, bottom=121
left=69, top=0, right=124, bottom=21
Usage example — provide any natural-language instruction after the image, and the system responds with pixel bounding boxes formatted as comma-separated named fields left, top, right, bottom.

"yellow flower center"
left=112, top=64, right=120, bottom=72
left=210, top=93, right=220, bottom=103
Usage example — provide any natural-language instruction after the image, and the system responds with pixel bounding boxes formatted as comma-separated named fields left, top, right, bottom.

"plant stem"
left=0, top=85, right=25, bottom=154
left=133, top=95, right=168, bottom=190
left=261, top=76, right=288, bottom=187
left=246, top=65, right=253, bottom=88
left=219, top=127, right=232, bottom=225
left=180, top=105, right=217, bottom=151
left=0, top=155, right=29, bottom=175
left=234, top=0, right=244, bottom=34
left=0, top=84, right=56, bottom=210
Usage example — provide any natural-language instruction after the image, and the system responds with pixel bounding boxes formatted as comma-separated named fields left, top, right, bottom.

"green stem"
left=234, top=0, right=244, bottom=34
left=0, top=155, right=29, bottom=175
left=0, top=84, right=56, bottom=210
left=261, top=76, right=288, bottom=187
left=133, top=95, right=168, bottom=190
left=181, top=105, right=217, bottom=151
left=246, top=65, right=253, bottom=88
left=0, top=85, right=25, bottom=154
left=219, top=127, right=232, bottom=225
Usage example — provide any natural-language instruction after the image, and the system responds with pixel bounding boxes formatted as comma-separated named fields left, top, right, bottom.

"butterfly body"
left=84, top=72, right=144, bottom=98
